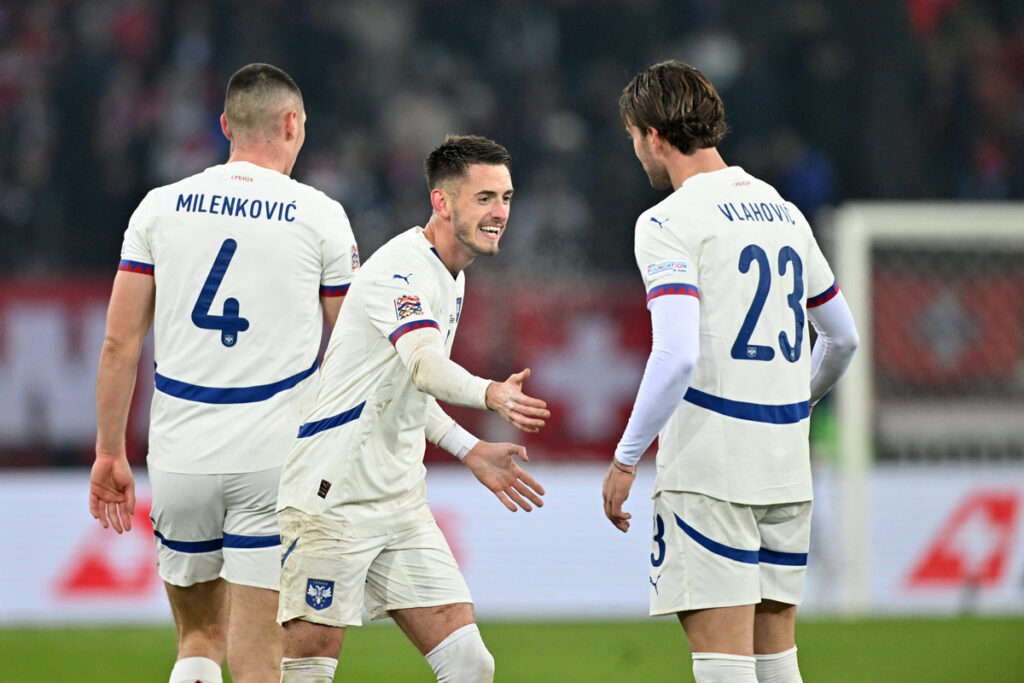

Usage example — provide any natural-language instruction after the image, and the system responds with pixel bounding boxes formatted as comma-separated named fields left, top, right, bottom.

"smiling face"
left=448, top=163, right=513, bottom=258
left=628, top=124, right=672, bottom=191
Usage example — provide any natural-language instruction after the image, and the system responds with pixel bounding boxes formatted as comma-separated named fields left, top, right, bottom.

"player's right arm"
left=91, top=269, right=155, bottom=533
left=394, top=328, right=549, bottom=432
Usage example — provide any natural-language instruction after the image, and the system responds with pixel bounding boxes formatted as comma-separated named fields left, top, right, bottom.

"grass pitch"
left=2, top=616, right=1021, bottom=681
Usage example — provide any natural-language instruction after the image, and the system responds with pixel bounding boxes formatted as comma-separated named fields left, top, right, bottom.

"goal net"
left=825, top=202, right=1024, bottom=613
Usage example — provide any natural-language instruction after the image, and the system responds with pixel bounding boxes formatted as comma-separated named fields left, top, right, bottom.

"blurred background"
left=1, top=0, right=1023, bottom=666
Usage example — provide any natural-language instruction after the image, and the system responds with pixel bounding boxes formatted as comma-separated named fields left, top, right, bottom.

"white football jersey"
left=120, top=161, right=359, bottom=474
left=635, top=166, right=838, bottom=504
left=277, top=227, right=465, bottom=530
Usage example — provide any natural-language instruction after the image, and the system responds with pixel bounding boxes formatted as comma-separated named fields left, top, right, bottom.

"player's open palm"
left=89, top=453, right=136, bottom=534
left=485, top=368, right=549, bottom=433
left=464, top=441, right=546, bottom=512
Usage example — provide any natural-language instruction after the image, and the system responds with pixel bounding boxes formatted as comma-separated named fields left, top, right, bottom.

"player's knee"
left=425, top=623, right=495, bottom=682
left=280, top=656, right=338, bottom=682
left=691, top=652, right=757, bottom=682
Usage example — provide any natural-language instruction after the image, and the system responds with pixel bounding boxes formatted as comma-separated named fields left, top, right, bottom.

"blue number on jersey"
left=651, top=514, right=667, bottom=567
left=191, top=238, right=250, bottom=347
left=730, top=244, right=804, bottom=363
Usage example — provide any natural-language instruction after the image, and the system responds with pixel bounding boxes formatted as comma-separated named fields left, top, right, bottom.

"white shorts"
left=148, top=464, right=282, bottom=590
left=648, top=491, right=811, bottom=615
left=277, top=506, right=472, bottom=628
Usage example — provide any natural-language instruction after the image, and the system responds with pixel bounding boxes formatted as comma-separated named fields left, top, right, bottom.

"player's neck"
left=422, top=218, right=472, bottom=278
left=668, top=147, right=727, bottom=190
left=226, top=148, right=290, bottom=176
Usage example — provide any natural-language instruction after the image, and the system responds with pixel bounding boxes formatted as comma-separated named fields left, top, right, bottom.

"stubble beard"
left=453, top=211, right=500, bottom=258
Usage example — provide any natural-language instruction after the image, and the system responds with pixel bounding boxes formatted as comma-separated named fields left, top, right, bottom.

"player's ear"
left=220, top=113, right=232, bottom=141
left=430, top=188, right=452, bottom=217
left=283, top=110, right=298, bottom=141
left=646, top=126, right=663, bottom=149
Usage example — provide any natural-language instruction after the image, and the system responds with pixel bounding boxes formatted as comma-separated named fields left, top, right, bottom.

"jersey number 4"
left=191, top=238, right=250, bottom=347
left=731, top=244, right=804, bottom=363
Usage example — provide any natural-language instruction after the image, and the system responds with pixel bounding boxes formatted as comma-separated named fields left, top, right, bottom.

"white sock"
left=755, top=646, right=802, bottom=682
left=169, top=656, right=222, bottom=683
left=692, top=652, right=757, bottom=682
left=425, top=623, right=495, bottom=682
left=280, top=656, right=338, bottom=682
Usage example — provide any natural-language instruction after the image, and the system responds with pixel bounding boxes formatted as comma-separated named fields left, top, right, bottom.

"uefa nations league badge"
left=306, top=578, right=334, bottom=610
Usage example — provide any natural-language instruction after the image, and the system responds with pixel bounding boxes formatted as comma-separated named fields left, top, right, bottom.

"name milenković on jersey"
left=119, top=161, right=359, bottom=474
left=278, top=227, right=465, bottom=530
left=636, top=166, right=839, bottom=505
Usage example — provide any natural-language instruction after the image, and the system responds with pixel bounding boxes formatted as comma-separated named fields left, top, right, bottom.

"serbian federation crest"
left=394, top=294, right=423, bottom=320
left=306, top=578, right=334, bottom=610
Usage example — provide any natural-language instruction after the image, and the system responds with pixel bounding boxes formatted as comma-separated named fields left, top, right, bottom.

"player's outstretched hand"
left=464, top=441, right=545, bottom=512
left=89, top=452, right=136, bottom=534
left=485, top=368, right=549, bottom=433
left=602, top=460, right=636, bottom=533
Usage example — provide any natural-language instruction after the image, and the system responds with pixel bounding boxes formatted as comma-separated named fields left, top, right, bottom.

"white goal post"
left=828, top=201, right=1024, bottom=613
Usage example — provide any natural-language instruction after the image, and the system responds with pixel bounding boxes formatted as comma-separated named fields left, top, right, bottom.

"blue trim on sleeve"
left=646, top=283, right=699, bottom=304
left=807, top=280, right=839, bottom=308
left=320, top=283, right=350, bottom=297
left=388, top=319, right=439, bottom=345
left=154, top=357, right=319, bottom=404
left=683, top=388, right=809, bottom=424
left=118, top=259, right=154, bottom=275
left=297, top=401, right=366, bottom=438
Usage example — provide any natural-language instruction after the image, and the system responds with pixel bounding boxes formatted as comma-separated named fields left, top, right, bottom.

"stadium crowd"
left=1, top=0, right=1022, bottom=276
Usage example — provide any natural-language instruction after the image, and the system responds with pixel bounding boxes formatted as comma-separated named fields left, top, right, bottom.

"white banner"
left=1, top=464, right=1021, bottom=625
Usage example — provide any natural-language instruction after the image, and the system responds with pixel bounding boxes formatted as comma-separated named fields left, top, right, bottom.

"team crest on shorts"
left=306, top=578, right=334, bottom=610
left=394, top=294, right=423, bottom=320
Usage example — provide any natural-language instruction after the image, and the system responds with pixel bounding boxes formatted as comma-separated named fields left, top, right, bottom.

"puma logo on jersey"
left=650, top=574, right=662, bottom=594
left=393, top=273, right=412, bottom=284
left=649, top=216, right=668, bottom=229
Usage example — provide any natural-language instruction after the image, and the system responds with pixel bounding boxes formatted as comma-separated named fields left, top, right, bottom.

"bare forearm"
left=95, top=339, right=142, bottom=455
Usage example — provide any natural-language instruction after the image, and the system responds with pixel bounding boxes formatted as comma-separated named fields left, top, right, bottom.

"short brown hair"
left=619, top=60, right=728, bottom=154
left=424, top=135, right=512, bottom=191
left=224, top=63, right=303, bottom=134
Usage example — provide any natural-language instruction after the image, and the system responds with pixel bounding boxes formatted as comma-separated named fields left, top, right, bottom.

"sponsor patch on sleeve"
left=646, top=260, right=688, bottom=276
left=394, top=294, right=424, bottom=320
left=351, top=245, right=360, bottom=271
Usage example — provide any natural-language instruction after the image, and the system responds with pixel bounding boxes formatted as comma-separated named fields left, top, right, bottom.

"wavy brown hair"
left=619, top=60, right=728, bottom=154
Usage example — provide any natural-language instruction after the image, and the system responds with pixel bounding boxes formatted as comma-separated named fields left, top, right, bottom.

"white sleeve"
left=394, top=327, right=490, bottom=409
left=808, top=291, right=859, bottom=405
left=425, top=399, right=480, bottom=461
left=614, top=294, right=700, bottom=466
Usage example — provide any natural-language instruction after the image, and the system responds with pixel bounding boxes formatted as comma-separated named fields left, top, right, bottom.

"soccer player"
left=89, top=63, right=360, bottom=683
left=275, top=134, right=549, bottom=683
left=602, top=61, right=859, bottom=683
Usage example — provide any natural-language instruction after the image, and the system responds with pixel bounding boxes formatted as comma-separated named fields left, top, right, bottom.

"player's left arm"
left=91, top=270, right=155, bottom=533
left=807, top=291, right=859, bottom=405
left=603, top=293, right=700, bottom=532
left=425, top=399, right=545, bottom=512
left=319, top=202, right=359, bottom=330
left=320, top=294, right=345, bottom=329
